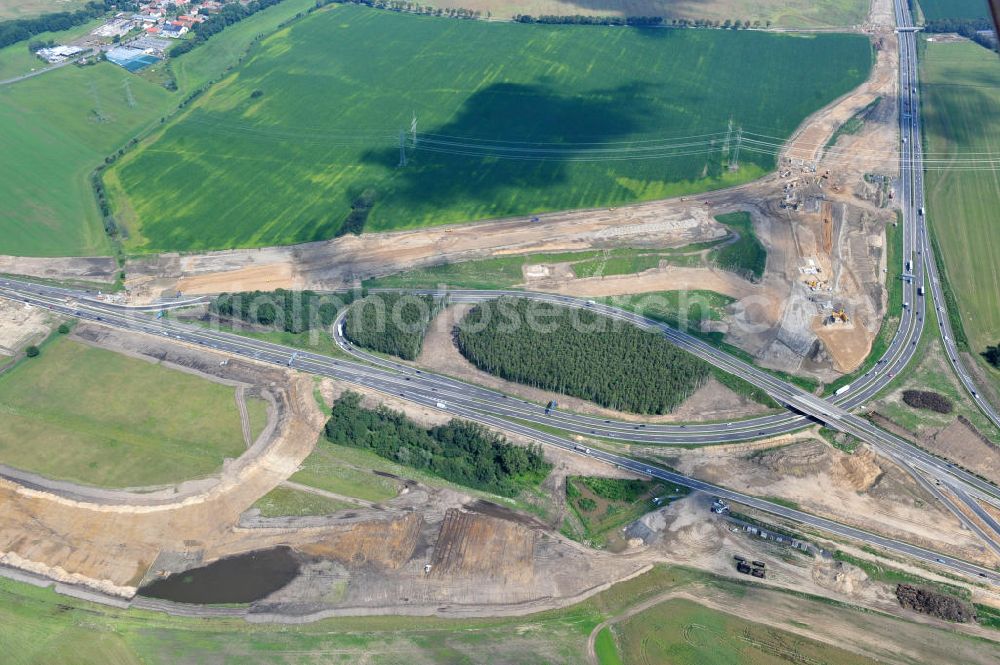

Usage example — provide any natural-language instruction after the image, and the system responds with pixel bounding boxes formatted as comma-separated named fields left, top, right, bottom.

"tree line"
left=210, top=289, right=362, bottom=333
left=316, top=0, right=485, bottom=19
left=0, top=1, right=125, bottom=50
left=171, top=0, right=289, bottom=57
left=923, top=17, right=997, bottom=50
left=514, top=15, right=769, bottom=29
left=455, top=297, right=710, bottom=414
left=325, top=391, right=550, bottom=496
left=343, top=292, right=437, bottom=360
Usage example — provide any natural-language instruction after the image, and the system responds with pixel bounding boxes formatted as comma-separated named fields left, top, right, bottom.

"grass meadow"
left=921, top=40, right=1000, bottom=385
left=614, top=597, right=875, bottom=665
left=108, top=4, right=871, bottom=253
left=0, top=563, right=909, bottom=665
left=0, top=336, right=259, bottom=487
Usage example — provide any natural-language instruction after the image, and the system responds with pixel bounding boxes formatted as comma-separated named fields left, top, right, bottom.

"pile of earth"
left=895, top=584, right=976, bottom=623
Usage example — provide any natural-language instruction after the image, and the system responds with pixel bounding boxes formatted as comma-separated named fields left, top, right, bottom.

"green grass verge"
left=107, top=4, right=871, bottom=253
left=250, top=486, right=351, bottom=517
left=0, top=336, right=248, bottom=487
left=594, top=627, right=623, bottom=665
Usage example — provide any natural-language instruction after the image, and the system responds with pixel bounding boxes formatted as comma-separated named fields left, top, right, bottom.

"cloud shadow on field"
left=360, top=80, right=656, bottom=215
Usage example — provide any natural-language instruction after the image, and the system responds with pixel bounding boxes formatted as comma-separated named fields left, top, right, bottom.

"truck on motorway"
left=573, top=444, right=591, bottom=454
left=918, top=206, right=925, bottom=216
left=834, top=384, right=851, bottom=396
left=917, top=286, right=925, bottom=296
left=905, top=260, right=912, bottom=272
left=545, top=400, right=558, bottom=415
left=436, top=401, right=447, bottom=410
left=337, top=322, right=344, bottom=337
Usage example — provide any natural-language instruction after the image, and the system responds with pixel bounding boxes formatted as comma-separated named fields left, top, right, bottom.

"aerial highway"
left=0, top=278, right=996, bottom=584
left=1, top=0, right=998, bottom=584
left=892, top=0, right=1000, bottom=433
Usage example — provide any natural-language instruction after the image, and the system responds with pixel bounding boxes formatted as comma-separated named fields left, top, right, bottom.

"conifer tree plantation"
left=456, top=297, right=710, bottom=414
left=343, top=292, right=437, bottom=360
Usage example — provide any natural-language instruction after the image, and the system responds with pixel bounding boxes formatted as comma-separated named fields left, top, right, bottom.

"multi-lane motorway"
left=1, top=277, right=997, bottom=582
left=893, top=0, right=1000, bottom=433
left=1, top=0, right=998, bottom=584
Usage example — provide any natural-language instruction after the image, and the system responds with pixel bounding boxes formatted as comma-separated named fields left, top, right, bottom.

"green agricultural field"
left=0, top=62, right=174, bottom=256
left=0, top=0, right=87, bottom=20
left=107, top=4, right=871, bottom=253
left=614, top=597, right=875, bottom=665
left=918, top=0, right=990, bottom=20
left=0, top=336, right=257, bottom=487
left=0, top=0, right=315, bottom=257
left=920, top=40, right=1000, bottom=388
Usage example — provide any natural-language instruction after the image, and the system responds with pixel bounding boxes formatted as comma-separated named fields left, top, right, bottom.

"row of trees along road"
left=324, top=391, right=550, bottom=496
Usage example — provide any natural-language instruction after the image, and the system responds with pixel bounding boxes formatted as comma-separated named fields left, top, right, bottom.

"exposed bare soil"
left=645, top=437, right=1000, bottom=568
left=0, top=255, right=116, bottom=284
left=0, top=296, right=58, bottom=355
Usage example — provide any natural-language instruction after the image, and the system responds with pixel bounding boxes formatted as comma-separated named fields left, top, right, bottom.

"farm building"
left=35, top=45, right=84, bottom=63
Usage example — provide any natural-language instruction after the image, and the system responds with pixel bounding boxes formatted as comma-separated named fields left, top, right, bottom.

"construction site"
left=1, top=0, right=999, bottom=661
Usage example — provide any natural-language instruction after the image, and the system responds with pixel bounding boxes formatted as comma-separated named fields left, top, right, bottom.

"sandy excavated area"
left=0, top=326, right=653, bottom=610
left=0, top=296, right=59, bottom=355
left=415, top=304, right=773, bottom=423
left=0, top=326, right=327, bottom=596
left=124, top=203, right=727, bottom=299
left=0, top=255, right=117, bottom=284
left=646, top=437, right=1000, bottom=568
left=783, top=34, right=898, bottom=168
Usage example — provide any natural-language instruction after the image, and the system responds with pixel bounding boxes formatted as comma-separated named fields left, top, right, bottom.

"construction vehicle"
left=711, top=498, right=730, bottom=514
left=831, top=309, right=849, bottom=323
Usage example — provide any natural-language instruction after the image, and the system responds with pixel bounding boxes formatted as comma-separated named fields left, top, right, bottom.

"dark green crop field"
left=918, top=0, right=990, bottom=20
left=107, top=4, right=871, bottom=253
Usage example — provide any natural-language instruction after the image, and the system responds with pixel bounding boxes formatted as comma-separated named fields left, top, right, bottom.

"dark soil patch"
left=902, top=390, right=953, bottom=414
left=896, top=584, right=977, bottom=622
